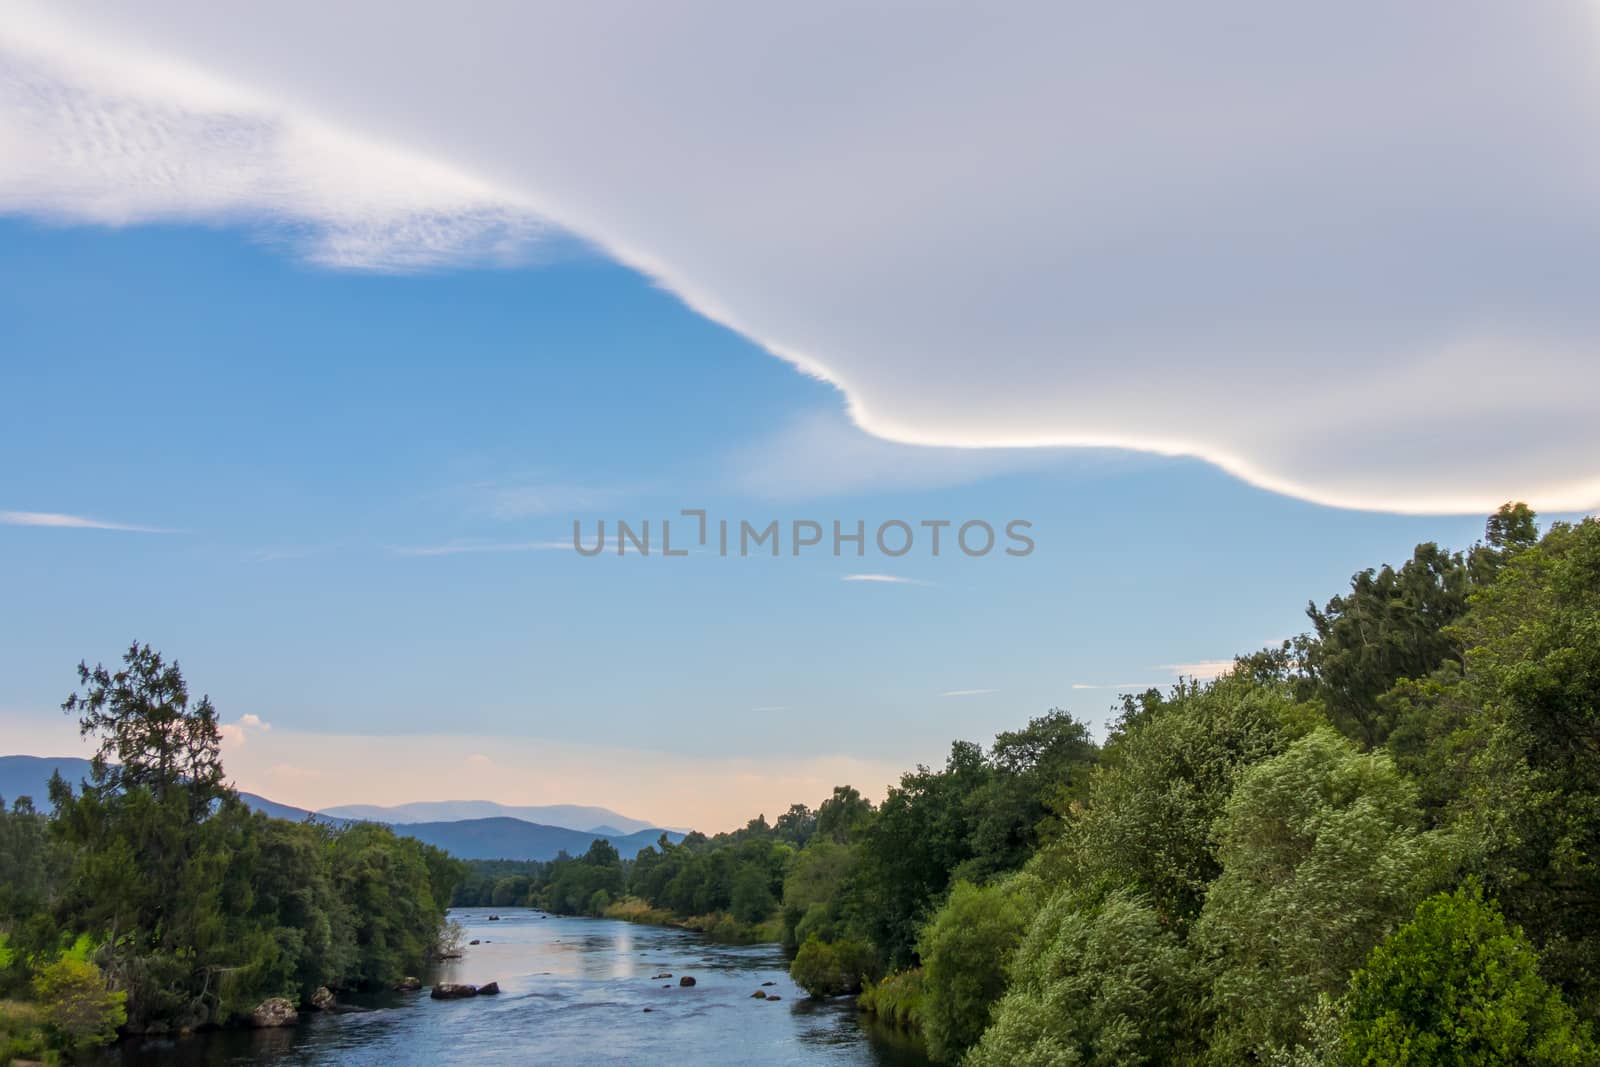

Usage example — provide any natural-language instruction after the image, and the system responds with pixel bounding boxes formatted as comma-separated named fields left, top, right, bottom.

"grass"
left=601, top=897, right=783, bottom=944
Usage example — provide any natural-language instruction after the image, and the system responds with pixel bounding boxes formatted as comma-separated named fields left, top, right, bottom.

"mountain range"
left=0, top=755, right=685, bottom=862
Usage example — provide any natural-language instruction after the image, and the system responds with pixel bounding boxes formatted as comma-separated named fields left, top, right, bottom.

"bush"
left=859, top=968, right=924, bottom=1030
left=32, top=955, right=126, bottom=1052
left=0, top=999, right=49, bottom=1064
left=1342, top=884, right=1597, bottom=1066
left=790, top=936, right=878, bottom=997
left=969, top=889, right=1195, bottom=1067
left=917, top=878, right=1030, bottom=1061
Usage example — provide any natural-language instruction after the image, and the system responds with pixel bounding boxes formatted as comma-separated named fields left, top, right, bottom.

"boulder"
left=750, top=990, right=767, bottom=999
left=252, top=997, right=299, bottom=1028
left=430, top=984, right=479, bottom=1000
left=650, top=973, right=673, bottom=979
left=309, top=986, right=336, bottom=1011
left=394, top=977, right=422, bottom=992
left=761, top=981, right=776, bottom=986
left=477, top=981, right=500, bottom=995
left=678, top=975, right=696, bottom=987
left=767, top=995, right=783, bottom=1002
left=487, top=914, right=501, bottom=920
left=469, top=939, right=481, bottom=945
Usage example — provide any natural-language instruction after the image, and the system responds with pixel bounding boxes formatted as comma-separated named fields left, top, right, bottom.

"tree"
left=32, top=953, right=126, bottom=1052
left=1195, top=728, right=1446, bottom=1061
left=1034, top=675, right=1311, bottom=930
left=970, top=889, right=1196, bottom=1067
left=62, top=642, right=225, bottom=819
left=730, top=864, right=776, bottom=924
left=790, top=936, right=878, bottom=997
left=1300, top=504, right=1537, bottom=748
left=917, top=878, right=1031, bottom=1061
left=815, top=785, right=874, bottom=844
left=1342, top=884, right=1596, bottom=1065
left=856, top=741, right=991, bottom=966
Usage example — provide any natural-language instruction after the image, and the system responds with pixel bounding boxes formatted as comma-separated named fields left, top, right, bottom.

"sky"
left=2, top=3, right=1597, bottom=830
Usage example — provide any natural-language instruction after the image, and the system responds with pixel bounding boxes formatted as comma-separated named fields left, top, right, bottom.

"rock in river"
left=309, top=986, right=336, bottom=1011
left=478, top=981, right=501, bottom=995
left=679, top=975, right=696, bottom=987
left=430, top=984, right=480, bottom=1000
left=394, top=976, right=422, bottom=991
left=252, top=997, right=298, bottom=1028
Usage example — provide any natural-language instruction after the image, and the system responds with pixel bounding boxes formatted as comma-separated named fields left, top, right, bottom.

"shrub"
left=1342, top=884, right=1597, bottom=1066
left=790, top=936, right=878, bottom=998
left=859, top=968, right=924, bottom=1030
left=917, top=878, right=1030, bottom=1061
left=32, top=955, right=127, bottom=1052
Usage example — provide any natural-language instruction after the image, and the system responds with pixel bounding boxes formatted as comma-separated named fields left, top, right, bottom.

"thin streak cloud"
left=842, top=574, right=931, bottom=586
left=1, top=510, right=173, bottom=532
left=392, top=541, right=574, bottom=557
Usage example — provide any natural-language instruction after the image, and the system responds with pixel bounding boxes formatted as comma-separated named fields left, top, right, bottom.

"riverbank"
left=600, top=896, right=783, bottom=944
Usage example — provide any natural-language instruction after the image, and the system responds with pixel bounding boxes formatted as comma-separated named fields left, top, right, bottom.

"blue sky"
left=3, top=3, right=1596, bottom=828
left=0, top=217, right=1529, bottom=827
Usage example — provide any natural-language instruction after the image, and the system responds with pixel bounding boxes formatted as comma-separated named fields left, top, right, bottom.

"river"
left=90, top=908, right=931, bottom=1065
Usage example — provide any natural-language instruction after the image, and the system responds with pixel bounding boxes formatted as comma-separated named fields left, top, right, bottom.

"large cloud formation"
left=5, top=2, right=1599, bottom=513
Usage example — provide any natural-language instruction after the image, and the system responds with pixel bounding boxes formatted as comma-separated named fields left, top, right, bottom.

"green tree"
left=1034, top=674, right=1311, bottom=930
left=1342, top=884, right=1596, bottom=1065
left=789, top=935, right=878, bottom=997
left=62, top=642, right=226, bottom=818
left=917, top=877, right=1031, bottom=1062
left=730, top=864, right=776, bottom=924
left=815, top=785, right=874, bottom=844
left=1196, top=728, right=1446, bottom=1061
left=32, top=954, right=127, bottom=1052
left=970, top=889, right=1196, bottom=1067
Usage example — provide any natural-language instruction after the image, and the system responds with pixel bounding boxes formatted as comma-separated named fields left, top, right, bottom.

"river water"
left=90, top=908, right=930, bottom=1066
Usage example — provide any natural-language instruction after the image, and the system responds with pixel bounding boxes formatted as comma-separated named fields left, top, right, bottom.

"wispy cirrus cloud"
left=842, top=574, right=931, bottom=587
left=392, top=540, right=574, bottom=558
left=1, top=510, right=174, bottom=532
left=941, top=688, right=996, bottom=698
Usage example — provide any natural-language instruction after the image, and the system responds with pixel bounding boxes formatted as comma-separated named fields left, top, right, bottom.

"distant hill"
left=318, top=799, right=661, bottom=835
left=392, top=816, right=682, bottom=861
left=0, top=755, right=332, bottom=823
left=2, top=755, right=684, bottom=861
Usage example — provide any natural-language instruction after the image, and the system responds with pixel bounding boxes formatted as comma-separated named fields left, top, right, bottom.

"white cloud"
left=941, top=688, right=997, bottom=698
left=0, top=510, right=172, bottom=532
left=219, top=713, right=271, bottom=747
left=1161, top=660, right=1236, bottom=681
left=5, top=3, right=1600, bottom=511
left=392, top=540, right=574, bottom=557
left=842, top=574, right=930, bottom=586
left=730, top=409, right=1079, bottom=499
left=1071, top=682, right=1168, bottom=691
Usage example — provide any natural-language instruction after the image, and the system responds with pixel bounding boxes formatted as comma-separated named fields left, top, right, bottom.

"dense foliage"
left=0, top=644, right=464, bottom=1055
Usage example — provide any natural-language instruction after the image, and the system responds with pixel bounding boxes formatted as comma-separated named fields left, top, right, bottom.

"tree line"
left=504, top=504, right=1600, bottom=1065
